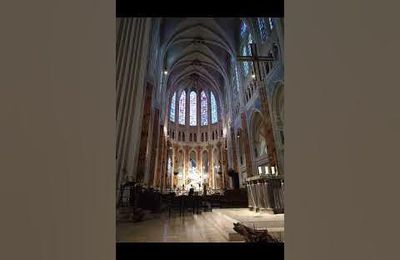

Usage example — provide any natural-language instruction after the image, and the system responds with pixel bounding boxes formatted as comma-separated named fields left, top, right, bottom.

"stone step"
left=203, top=209, right=285, bottom=242
left=201, top=212, right=244, bottom=242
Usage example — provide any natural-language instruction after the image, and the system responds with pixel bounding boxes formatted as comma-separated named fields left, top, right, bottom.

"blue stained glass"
left=170, top=92, right=176, bottom=122
left=240, top=20, right=248, bottom=38
left=258, top=18, right=268, bottom=42
left=200, top=91, right=208, bottom=125
left=211, top=92, right=218, bottom=124
left=242, top=45, right=250, bottom=75
left=178, top=91, right=186, bottom=125
left=189, top=91, right=197, bottom=126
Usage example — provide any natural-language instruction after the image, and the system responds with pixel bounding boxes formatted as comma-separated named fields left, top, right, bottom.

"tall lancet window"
left=258, top=18, right=268, bottom=42
left=169, top=92, right=176, bottom=122
left=200, top=91, right=208, bottom=125
left=178, top=91, right=186, bottom=125
left=240, top=19, right=253, bottom=76
left=211, top=92, right=218, bottom=124
left=189, top=91, right=197, bottom=126
left=242, top=45, right=251, bottom=75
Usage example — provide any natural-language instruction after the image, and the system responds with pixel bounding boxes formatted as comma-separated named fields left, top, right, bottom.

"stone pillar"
left=217, top=142, right=223, bottom=189
left=196, top=146, right=202, bottom=188
left=241, top=112, right=253, bottom=176
left=258, top=85, right=279, bottom=170
left=184, top=146, right=189, bottom=189
left=154, top=124, right=164, bottom=188
left=116, top=18, right=152, bottom=188
left=158, top=129, right=165, bottom=191
left=222, top=140, right=229, bottom=189
left=208, top=145, right=213, bottom=189
left=147, top=108, right=160, bottom=187
left=171, top=145, right=176, bottom=189
left=230, top=127, right=239, bottom=173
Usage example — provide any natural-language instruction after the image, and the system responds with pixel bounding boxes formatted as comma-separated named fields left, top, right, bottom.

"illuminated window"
left=269, top=18, right=274, bottom=30
left=240, top=20, right=248, bottom=38
left=178, top=91, right=186, bottom=125
left=242, top=45, right=251, bottom=75
left=240, top=19, right=253, bottom=77
left=211, top=92, right=218, bottom=124
left=189, top=91, right=197, bottom=126
left=200, top=91, right=208, bottom=125
left=169, top=92, right=176, bottom=122
left=258, top=18, right=268, bottom=42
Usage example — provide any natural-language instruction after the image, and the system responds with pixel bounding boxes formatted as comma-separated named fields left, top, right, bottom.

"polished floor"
left=117, top=212, right=229, bottom=242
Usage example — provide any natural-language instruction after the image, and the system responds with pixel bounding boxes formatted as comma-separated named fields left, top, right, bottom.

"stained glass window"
left=178, top=91, right=186, bottom=125
left=200, top=91, right=208, bottom=125
left=269, top=18, right=274, bottom=30
left=170, top=92, right=176, bottom=122
left=242, top=45, right=250, bottom=75
left=249, top=31, right=253, bottom=44
left=240, top=18, right=253, bottom=77
left=189, top=91, right=197, bottom=126
left=240, top=20, right=248, bottom=38
left=211, top=92, right=218, bottom=124
left=258, top=18, right=268, bottom=42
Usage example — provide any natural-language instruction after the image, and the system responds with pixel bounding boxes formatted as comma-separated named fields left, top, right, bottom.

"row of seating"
left=163, top=189, right=249, bottom=217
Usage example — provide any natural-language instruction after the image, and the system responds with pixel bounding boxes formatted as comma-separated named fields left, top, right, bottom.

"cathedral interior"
left=116, top=17, right=284, bottom=242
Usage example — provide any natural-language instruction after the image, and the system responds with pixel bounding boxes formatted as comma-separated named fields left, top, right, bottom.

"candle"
left=272, top=166, right=275, bottom=174
left=265, top=166, right=269, bottom=174
left=258, top=166, right=262, bottom=175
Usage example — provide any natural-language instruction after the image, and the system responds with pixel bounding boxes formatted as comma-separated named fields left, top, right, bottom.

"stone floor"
left=117, top=208, right=284, bottom=243
left=117, top=212, right=229, bottom=242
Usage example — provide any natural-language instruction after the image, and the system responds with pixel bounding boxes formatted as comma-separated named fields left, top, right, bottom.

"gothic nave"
left=116, top=17, right=284, bottom=242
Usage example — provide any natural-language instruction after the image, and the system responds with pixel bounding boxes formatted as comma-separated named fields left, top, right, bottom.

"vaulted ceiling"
left=160, top=18, right=241, bottom=100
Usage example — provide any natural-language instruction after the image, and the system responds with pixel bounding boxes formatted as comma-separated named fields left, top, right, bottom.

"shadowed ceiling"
left=160, top=18, right=241, bottom=99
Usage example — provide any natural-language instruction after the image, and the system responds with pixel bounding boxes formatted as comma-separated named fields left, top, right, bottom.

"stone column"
left=196, top=146, right=202, bottom=188
left=158, top=131, right=165, bottom=191
left=216, top=142, right=222, bottom=189
left=184, top=146, right=189, bottom=189
left=147, top=108, right=160, bottom=187
left=136, top=82, right=153, bottom=184
left=241, top=112, right=253, bottom=176
left=208, top=145, right=213, bottom=189
left=154, top=125, right=164, bottom=189
left=116, top=18, right=152, bottom=187
left=222, top=140, right=229, bottom=189
left=258, top=85, right=279, bottom=170
left=230, top=128, right=239, bottom=173
left=171, top=145, right=176, bottom=189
